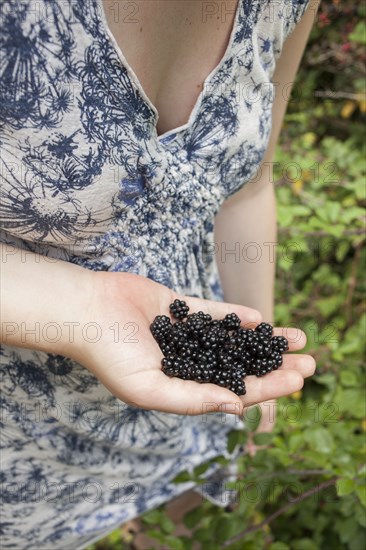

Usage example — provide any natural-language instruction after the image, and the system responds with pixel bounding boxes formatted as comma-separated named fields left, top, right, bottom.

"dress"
left=0, top=1, right=310, bottom=547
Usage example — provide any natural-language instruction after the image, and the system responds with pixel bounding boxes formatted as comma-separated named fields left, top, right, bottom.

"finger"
left=280, top=354, right=316, bottom=378
left=273, top=327, right=307, bottom=351
left=136, top=371, right=244, bottom=416
left=175, top=294, right=262, bottom=326
left=241, top=369, right=305, bottom=408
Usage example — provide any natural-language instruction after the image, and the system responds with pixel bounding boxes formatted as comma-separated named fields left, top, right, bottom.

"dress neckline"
left=96, top=0, right=244, bottom=142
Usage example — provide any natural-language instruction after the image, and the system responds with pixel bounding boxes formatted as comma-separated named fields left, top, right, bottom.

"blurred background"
left=90, top=1, right=365, bottom=548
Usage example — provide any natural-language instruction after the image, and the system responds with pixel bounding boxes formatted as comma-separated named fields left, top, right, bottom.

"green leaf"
left=163, top=536, right=185, bottom=550
left=269, top=543, right=290, bottom=550
left=183, top=507, right=204, bottom=529
left=106, top=528, right=122, bottom=544
left=336, top=478, right=356, bottom=496
left=340, top=370, right=359, bottom=387
left=253, top=432, right=275, bottom=445
left=172, top=471, right=192, bottom=483
left=349, top=21, right=366, bottom=44
left=304, top=428, right=334, bottom=453
left=349, top=530, right=366, bottom=550
left=142, top=509, right=162, bottom=525
left=277, top=206, right=294, bottom=227
left=243, top=406, right=262, bottom=432
left=227, top=429, right=242, bottom=454
left=288, top=432, right=304, bottom=453
left=337, top=516, right=359, bottom=543
left=193, top=462, right=210, bottom=477
left=194, top=527, right=213, bottom=543
left=336, top=240, right=351, bottom=262
left=315, top=295, right=343, bottom=316
left=160, top=515, right=175, bottom=534
left=335, top=389, right=366, bottom=419
left=214, top=516, right=236, bottom=544
left=290, top=205, right=312, bottom=217
left=327, top=224, right=347, bottom=238
left=292, top=539, right=319, bottom=550
left=341, top=206, right=365, bottom=224
left=315, top=373, right=337, bottom=386
left=356, top=484, right=366, bottom=507
left=326, top=201, right=341, bottom=223
left=355, top=503, right=366, bottom=526
left=146, top=529, right=165, bottom=543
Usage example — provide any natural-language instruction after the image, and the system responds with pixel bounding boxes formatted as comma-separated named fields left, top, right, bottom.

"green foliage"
left=92, top=1, right=365, bottom=548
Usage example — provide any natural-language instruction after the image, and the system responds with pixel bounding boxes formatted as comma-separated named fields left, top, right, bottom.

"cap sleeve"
left=253, top=0, right=312, bottom=78
left=282, top=0, right=312, bottom=43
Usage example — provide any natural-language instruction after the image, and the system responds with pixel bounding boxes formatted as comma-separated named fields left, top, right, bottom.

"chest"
left=102, top=0, right=239, bottom=136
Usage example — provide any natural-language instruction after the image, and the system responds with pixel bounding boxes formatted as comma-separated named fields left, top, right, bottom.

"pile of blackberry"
left=150, top=299, right=289, bottom=396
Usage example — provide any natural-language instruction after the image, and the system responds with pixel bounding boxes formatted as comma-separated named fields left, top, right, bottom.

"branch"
left=222, top=478, right=337, bottom=548
left=278, top=228, right=365, bottom=237
left=314, top=91, right=366, bottom=100
left=223, top=469, right=330, bottom=480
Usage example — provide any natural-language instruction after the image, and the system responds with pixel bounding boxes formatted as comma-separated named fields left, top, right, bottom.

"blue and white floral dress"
left=0, top=1, right=310, bottom=547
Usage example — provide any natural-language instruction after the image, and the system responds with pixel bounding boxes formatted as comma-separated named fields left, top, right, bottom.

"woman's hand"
left=70, top=271, right=315, bottom=416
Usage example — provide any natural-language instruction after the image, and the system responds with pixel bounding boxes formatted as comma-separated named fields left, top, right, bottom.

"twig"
left=273, top=469, right=330, bottom=477
left=222, top=478, right=337, bottom=547
left=314, top=91, right=366, bottom=100
left=278, top=228, right=365, bottom=237
left=221, top=469, right=330, bottom=480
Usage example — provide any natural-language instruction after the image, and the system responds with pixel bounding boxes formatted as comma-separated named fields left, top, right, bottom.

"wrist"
left=0, top=244, right=97, bottom=360
left=50, top=263, right=98, bottom=361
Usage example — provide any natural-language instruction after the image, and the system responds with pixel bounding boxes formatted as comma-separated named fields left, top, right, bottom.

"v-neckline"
left=96, top=0, right=244, bottom=142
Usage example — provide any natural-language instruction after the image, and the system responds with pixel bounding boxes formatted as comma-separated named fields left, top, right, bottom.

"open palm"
left=76, top=272, right=315, bottom=416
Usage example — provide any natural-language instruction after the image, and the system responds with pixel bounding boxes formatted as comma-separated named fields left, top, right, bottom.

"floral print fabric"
left=0, top=1, right=310, bottom=547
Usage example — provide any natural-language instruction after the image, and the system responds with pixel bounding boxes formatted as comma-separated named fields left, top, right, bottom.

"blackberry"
left=196, top=311, right=213, bottom=326
left=169, top=299, right=190, bottom=320
left=151, top=302, right=289, bottom=397
left=223, top=313, right=241, bottom=330
left=255, top=322, right=273, bottom=339
left=272, top=351, right=283, bottom=368
left=228, top=379, right=246, bottom=396
left=150, top=315, right=172, bottom=341
left=271, top=336, right=289, bottom=353
left=245, top=332, right=267, bottom=356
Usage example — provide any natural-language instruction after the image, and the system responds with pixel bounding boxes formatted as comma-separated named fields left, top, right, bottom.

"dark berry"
left=223, top=313, right=241, bottom=330
left=255, top=322, right=273, bottom=339
left=169, top=299, right=190, bottom=320
left=271, top=336, right=289, bottom=353
left=151, top=308, right=288, bottom=397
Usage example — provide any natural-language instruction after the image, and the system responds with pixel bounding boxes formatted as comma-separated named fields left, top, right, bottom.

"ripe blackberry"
left=228, top=379, right=246, bottom=396
left=256, top=357, right=275, bottom=375
left=150, top=315, right=172, bottom=341
left=185, top=313, right=206, bottom=338
left=196, top=311, right=213, bottom=326
left=271, top=336, right=289, bottom=353
left=236, top=327, right=253, bottom=341
left=169, top=299, right=190, bottom=320
left=244, top=332, right=267, bottom=356
left=152, top=302, right=289, bottom=397
left=255, top=322, right=273, bottom=339
left=223, top=313, right=241, bottom=330
left=272, top=351, right=283, bottom=368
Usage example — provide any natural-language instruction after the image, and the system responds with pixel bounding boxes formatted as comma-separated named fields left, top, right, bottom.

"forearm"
left=0, top=243, right=94, bottom=358
left=214, top=163, right=277, bottom=323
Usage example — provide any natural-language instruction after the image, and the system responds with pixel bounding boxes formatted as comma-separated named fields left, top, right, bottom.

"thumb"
left=139, top=372, right=244, bottom=416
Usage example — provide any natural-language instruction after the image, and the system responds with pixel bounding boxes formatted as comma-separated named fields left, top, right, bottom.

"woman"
left=0, top=0, right=319, bottom=547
